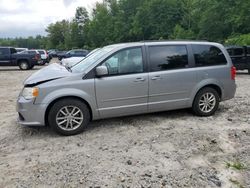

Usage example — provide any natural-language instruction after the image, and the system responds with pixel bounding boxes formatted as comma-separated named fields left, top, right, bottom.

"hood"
left=24, top=63, right=72, bottom=86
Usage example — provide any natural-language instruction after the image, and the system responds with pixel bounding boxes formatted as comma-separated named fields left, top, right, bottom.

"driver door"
left=95, top=47, right=148, bottom=118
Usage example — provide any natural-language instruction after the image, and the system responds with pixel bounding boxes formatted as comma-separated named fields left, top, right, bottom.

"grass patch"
left=229, top=178, right=244, bottom=188
left=226, top=161, right=246, bottom=170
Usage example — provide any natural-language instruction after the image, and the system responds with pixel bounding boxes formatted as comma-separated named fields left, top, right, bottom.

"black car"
left=57, top=49, right=89, bottom=60
left=0, top=47, right=39, bottom=70
left=226, top=46, right=250, bottom=74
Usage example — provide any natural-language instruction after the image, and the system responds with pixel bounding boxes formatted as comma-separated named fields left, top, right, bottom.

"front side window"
left=149, top=45, right=188, bottom=71
left=101, top=47, right=143, bottom=75
left=192, top=45, right=227, bottom=67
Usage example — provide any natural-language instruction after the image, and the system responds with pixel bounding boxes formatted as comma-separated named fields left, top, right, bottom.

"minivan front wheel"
left=192, top=87, right=220, bottom=116
left=48, top=98, right=90, bottom=135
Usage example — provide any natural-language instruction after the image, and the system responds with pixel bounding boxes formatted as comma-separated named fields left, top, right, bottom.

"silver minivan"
left=17, top=41, right=236, bottom=135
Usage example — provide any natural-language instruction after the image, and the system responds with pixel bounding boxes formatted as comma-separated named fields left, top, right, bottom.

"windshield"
left=71, top=46, right=116, bottom=73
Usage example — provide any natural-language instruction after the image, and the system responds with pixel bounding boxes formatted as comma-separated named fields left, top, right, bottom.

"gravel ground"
left=0, top=61, right=249, bottom=188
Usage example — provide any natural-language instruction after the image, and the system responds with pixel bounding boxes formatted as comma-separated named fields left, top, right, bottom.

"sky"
left=0, top=0, right=102, bottom=38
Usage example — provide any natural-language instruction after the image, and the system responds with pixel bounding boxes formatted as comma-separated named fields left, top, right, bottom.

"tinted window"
left=246, top=47, right=250, bottom=55
left=101, top=47, right=143, bottom=75
left=192, top=45, right=227, bottom=67
left=10, top=48, right=17, bottom=54
left=149, top=45, right=188, bottom=71
left=227, top=48, right=233, bottom=56
left=233, top=48, right=244, bottom=56
left=0, top=48, right=9, bottom=55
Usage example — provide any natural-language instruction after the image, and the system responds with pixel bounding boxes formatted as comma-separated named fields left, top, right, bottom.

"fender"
left=36, top=88, right=99, bottom=120
left=188, top=78, right=224, bottom=106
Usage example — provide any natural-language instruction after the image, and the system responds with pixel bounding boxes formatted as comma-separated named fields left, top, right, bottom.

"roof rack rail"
left=140, top=39, right=209, bottom=42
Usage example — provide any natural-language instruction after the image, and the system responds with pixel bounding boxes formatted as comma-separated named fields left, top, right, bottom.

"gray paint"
left=17, top=41, right=236, bottom=126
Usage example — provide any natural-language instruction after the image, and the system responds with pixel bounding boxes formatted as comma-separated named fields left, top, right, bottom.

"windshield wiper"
left=65, top=65, right=72, bottom=72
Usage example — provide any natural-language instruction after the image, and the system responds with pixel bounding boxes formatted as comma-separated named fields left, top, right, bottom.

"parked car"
left=17, top=41, right=236, bottom=135
left=0, top=47, right=39, bottom=70
left=61, top=57, right=84, bottom=67
left=57, top=49, right=89, bottom=61
left=19, top=50, right=42, bottom=65
left=48, top=49, right=58, bottom=60
left=37, top=49, right=49, bottom=64
left=226, top=46, right=250, bottom=74
left=15, top=48, right=28, bottom=53
left=61, top=48, right=100, bottom=68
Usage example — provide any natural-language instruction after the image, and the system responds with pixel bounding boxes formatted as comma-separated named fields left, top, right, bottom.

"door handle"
left=151, top=76, right=161, bottom=80
left=134, top=78, right=145, bottom=82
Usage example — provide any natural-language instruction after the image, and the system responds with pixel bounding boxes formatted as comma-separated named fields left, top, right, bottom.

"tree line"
left=1, top=0, right=250, bottom=50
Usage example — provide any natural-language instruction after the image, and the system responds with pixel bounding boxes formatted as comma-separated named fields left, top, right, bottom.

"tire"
left=248, top=69, right=250, bottom=74
left=19, top=61, right=30, bottom=70
left=192, top=87, right=220, bottom=116
left=48, top=98, right=90, bottom=136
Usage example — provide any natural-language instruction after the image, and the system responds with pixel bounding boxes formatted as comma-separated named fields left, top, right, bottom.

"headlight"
left=22, top=87, right=39, bottom=100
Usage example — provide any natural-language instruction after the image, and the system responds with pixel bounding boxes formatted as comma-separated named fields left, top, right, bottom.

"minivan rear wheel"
left=48, top=98, right=90, bottom=136
left=192, top=87, right=219, bottom=116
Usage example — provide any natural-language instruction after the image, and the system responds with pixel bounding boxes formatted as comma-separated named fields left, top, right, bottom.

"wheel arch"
left=44, top=96, right=93, bottom=126
left=17, top=58, right=29, bottom=65
left=192, top=84, right=222, bottom=106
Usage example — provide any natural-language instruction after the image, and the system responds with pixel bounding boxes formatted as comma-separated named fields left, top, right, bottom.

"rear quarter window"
left=192, top=44, right=227, bottom=67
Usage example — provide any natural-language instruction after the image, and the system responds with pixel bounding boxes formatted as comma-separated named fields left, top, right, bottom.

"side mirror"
left=96, top=66, right=108, bottom=77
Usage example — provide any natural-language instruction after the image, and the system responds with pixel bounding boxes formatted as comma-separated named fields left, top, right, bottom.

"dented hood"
left=24, top=63, right=72, bottom=85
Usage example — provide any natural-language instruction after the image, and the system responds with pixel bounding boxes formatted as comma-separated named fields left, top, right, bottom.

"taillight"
left=231, top=66, right=236, bottom=80
left=35, top=54, right=39, bottom=60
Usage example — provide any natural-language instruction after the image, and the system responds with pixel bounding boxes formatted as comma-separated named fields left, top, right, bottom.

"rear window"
left=28, top=51, right=37, bottom=55
left=0, top=48, right=9, bottom=55
left=149, top=45, right=188, bottom=71
left=38, top=50, right=45, bottom=54
left=192, top=45, right=227, bottom=67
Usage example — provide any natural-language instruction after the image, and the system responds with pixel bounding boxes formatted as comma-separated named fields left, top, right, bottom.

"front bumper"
left=16, top=96, right=47, bottom=126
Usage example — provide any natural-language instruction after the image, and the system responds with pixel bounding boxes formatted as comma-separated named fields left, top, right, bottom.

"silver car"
left=17, top=41, right=236, bottom=135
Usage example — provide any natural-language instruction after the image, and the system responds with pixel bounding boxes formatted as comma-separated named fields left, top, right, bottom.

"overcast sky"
left=0, top=0, right=102, bottom=38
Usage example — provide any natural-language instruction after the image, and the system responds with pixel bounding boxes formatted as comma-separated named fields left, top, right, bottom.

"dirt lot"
left=0, top=62, right=249, bottom=188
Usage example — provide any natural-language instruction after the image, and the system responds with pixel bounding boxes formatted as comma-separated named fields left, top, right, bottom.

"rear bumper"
left=222, top=82, right=237, bottom=101
left=16, top=96, right=46, bottom=126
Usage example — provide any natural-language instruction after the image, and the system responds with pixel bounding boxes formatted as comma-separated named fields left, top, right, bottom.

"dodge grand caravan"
left=17, top=41, right=236, bottom=135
